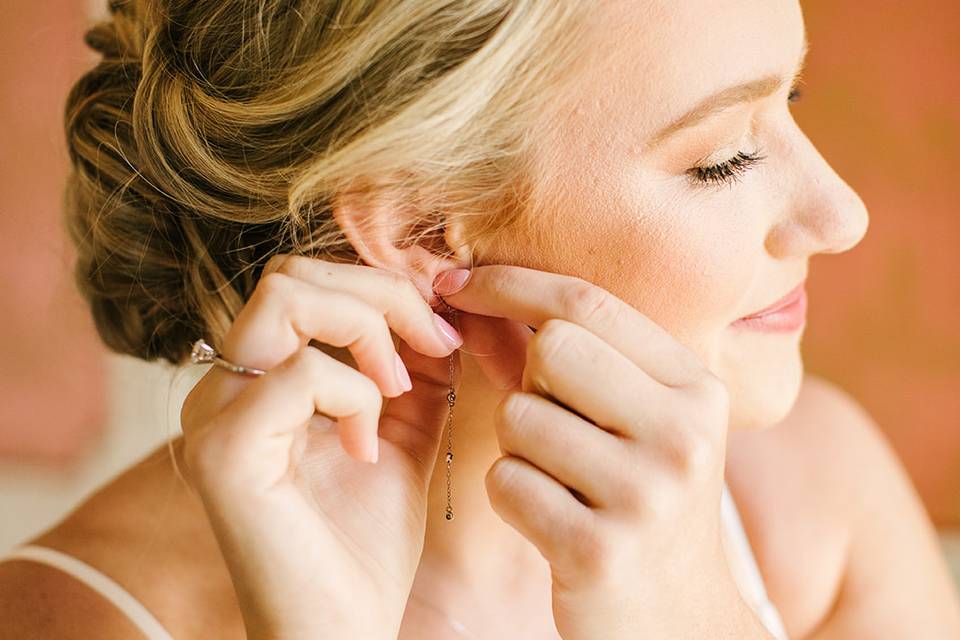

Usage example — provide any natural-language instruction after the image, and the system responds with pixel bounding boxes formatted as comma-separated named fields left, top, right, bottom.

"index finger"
left=433, top=265, right=704, bottom=387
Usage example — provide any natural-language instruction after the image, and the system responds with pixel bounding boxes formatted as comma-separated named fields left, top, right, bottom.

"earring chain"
left=437, top=300, right=458, bottom=522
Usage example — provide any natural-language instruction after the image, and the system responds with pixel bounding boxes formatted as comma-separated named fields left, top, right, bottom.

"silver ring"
left=190, top=338, right=267, bottom=376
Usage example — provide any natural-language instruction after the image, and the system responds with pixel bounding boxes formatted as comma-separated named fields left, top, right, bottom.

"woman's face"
left=478, top=0, right=869, bottom=431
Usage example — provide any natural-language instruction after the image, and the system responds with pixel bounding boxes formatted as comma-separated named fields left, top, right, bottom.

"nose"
left=764, top=128, right=870, bottom=259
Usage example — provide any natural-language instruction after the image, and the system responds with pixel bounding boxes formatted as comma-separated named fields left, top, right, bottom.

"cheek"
left=500, top=145, right=763, bottom=374
left=547, top=188, right=755, bottom=365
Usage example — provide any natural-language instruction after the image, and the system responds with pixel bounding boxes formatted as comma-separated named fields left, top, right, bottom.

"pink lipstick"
left=731, top=282, right=807, bottom=333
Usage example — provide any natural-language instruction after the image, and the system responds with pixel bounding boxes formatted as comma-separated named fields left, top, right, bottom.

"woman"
left=2, top=0, right=958, bottom=638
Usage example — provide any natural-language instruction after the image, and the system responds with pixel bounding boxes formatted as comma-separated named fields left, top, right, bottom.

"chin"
left=720, top=344, right=806, bottom=433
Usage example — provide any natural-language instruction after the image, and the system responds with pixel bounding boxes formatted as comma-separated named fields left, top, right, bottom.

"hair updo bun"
left=62, top=0, right=590, bottom=366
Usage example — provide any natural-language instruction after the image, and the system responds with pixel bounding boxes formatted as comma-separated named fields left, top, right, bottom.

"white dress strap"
left=1, top=544, right=175, bottom=640
left=721, top=482, right=790, bottom=640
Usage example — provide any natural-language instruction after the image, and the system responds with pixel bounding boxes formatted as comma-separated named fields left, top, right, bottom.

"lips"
left=739, top=281, right=806, bottom=320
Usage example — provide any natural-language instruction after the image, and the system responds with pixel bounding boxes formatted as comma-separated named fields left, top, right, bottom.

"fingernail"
left=394, top=352, right=412, bottom=392
left=433, top=313, right=464, bottom=349
left=433, top=268, right=471, bottom=295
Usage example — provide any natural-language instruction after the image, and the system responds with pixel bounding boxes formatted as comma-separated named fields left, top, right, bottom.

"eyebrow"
left=645, top=34, right=810, bottom=150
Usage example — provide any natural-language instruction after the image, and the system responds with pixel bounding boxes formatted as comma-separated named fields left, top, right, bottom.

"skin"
left=4, top=0, right=959, bottom=638
left=392, top=0, right=868, bottom=633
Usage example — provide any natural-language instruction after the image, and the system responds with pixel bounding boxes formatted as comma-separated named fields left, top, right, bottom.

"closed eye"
left=684, top=78, right=803, bottom=190
left=686, top=149, right=767, bottom=188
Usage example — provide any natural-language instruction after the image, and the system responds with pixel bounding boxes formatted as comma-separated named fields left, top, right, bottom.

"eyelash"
left=685, top=84, right=804, bottom=189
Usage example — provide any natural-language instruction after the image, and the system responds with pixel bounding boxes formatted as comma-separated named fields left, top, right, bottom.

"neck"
left=414, top=348, right=747, bottom=611
left=414, top=349, right=553, bottom=606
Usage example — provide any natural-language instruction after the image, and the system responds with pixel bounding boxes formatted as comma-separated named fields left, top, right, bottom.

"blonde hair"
left=64, top=0, right=592, bottom=365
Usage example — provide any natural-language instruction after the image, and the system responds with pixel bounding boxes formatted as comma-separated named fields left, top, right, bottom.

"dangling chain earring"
left=437, top=299, right=459, bottom=522
left=445, top=347, right=456, bottom=521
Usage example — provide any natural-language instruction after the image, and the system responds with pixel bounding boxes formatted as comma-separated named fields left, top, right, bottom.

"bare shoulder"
left=729, top=373, right=960, bottom=638
left=792, top=377, right=960, bottom=637
left=0, top=449, right=167, bottom=639
left=0, top=439, right=245, bottom=640
left=777, top=372, right=936, bottom=526
left=723, top=373, right=902, bottom=637
left=0, top=557, right=143, bottom=639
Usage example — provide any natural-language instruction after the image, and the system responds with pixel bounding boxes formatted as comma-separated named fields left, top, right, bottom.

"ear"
left=331, top=180, right=472, bottom=309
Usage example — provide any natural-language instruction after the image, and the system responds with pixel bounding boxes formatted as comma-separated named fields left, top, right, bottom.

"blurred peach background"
left=798, top=0, right=960, bottom=528
left=1, top=0, right=958, bottom=582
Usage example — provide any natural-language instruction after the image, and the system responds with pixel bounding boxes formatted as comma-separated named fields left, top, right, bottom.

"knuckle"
left=286, top=345, right=327, bottom=390
left=612, top=471, right=646, bottom=513
left=560, top=280, right=616, bottom=327
left=358, top=311, right=394, bottom=359
left=277, top=254, right=308, bottom=279
left=687, top=367, right=724, bottom=398
left=265, top=254, right=326, bottom=281
left=262, top=252, right=293, bottom=276
left=676, top=368, right=729, bottom=419
left=672, top=346, right=709, bottom=385
left=685, top=433, right=717, bottom=478
left=487, top=264, right=519, bottom=297
left=353, top=298, right=388, bottom=333
left=296, top=345, right=383, bottom=416
left=389, top=271, right=431, bottom=321
left=664, top=375, right=727, bottom=478
left=384, top=268, right=419, bottom=298
left=255, top=270, right=295, bottom=301
left=570, top=519, right=617, bottom=575
left=705, top=374, right=731, bottom=414
left=664, top=424, right=716, bottom=479
left=371, top=268, right=420, bottom=314
left=494, top=392, right=534, bottom=438
left=610, top=458, right=673, bottom=517
left=690, top=371, right=731, bottom=425
left=360, top=369, right=385, bottom=406
left=295, top=345, right=334, bottom=384
left=697, top=369, right=729, bottom=400
left=528, top=318, right=572, bottom=366
left=643, top=478, right=681, bottom=519
left=373, top=268, right=419, bottom=312
left=289, top=342, right=320, bottom=368
left=486, top=456, right=521, bottom=495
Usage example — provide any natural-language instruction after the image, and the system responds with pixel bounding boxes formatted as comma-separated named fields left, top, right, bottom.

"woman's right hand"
left=178, top=254, right=465, bottom=640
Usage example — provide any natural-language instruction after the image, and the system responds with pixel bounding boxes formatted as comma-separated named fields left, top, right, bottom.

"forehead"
left=545, top=0, right=805, bottom=146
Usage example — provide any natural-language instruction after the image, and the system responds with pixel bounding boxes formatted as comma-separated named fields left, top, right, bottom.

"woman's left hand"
left=433, top=264, right=759, bottom=640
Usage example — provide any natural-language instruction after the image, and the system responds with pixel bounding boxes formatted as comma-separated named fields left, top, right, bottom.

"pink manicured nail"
left=433, top=269, right=471, bottom=295
left=394, top=352, right=412, bottom=392
left=433, top=313, right=463, bottom=349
